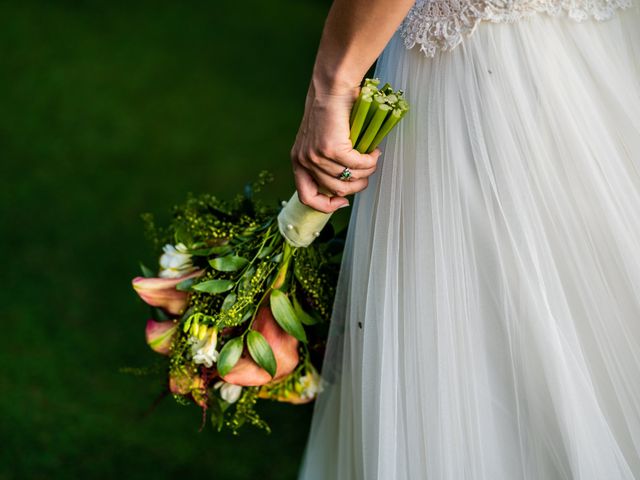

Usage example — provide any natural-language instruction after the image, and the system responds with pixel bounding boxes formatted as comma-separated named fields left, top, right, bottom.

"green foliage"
left=226, top=388, right=272, bottom=435
left=246, top=331, right=277, bottom=378
left=142, top=179, right=342, bottom=434
left=192, top=279, right=235, bottom=294
left=210, top=254, right=250, bottom=272
left=293, top=242, right=340, bottom=322
left=217, top=337, right=244, bottom=377
left=293, top=296, right=318, bottom=326
left=270, top=289, right=307, bottom=343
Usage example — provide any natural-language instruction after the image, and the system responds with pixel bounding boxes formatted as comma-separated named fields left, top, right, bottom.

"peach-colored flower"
left=145, top=319, right=178, bottom=355
left=257, top=388, right=313, bottom=405
left=132, top=270, right=203, bottom=315
left=169, top=368, right=207, bottom=408
left=257, top=366, right=323, bottom=404
left=221, top=302, right=299, bottom=386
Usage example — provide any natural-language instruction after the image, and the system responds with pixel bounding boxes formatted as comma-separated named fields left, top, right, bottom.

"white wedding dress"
left=298, top=1, right=640, bottom=479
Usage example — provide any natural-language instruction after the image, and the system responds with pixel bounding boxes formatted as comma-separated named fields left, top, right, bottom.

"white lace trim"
left=399, top=0, right=633, bottom=57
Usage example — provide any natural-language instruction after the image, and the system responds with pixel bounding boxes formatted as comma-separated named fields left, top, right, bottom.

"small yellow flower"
left=190, top=326, right=219, bottom=368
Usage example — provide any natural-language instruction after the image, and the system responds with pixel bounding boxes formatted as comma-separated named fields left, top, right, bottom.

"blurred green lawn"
left=0, top=1, right=346, bottom=478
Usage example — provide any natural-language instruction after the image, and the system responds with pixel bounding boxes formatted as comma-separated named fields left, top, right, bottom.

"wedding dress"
left=298, top=1, right=640, bottom=478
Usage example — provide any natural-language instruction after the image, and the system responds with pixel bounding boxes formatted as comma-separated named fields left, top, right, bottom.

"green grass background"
left=0, top=1, right=348, bottom=478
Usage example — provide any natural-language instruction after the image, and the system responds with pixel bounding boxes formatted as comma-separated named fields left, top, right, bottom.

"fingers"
left=308, top=169, right=369, bottom=198
left=333, top=147, right=381, bottom=170
left=294, top=167, right=350, bottom=214
left=294, top=147, right=381, bottom=194
left=312, top=161, right=376, bottom=184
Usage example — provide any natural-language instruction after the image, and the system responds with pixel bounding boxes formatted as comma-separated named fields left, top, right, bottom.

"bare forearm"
left=289, top=0, right=414, bottom=213
left=311, top=0, right=415, bottom=94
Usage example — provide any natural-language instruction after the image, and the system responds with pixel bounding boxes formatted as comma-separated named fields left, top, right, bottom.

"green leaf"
left=239, top=266, right=256, bottom=293
left=217, top=337, right=244, bottom=377
left=239, top=309, right=252, bottom=323
left=151, top=307, right=170, bottom=321
left=175, top=277, right=196, bottom=292
left=174, top=225, right=192, bottom=246
left=257, top=245, right=274, bottom=259
left=192, top=279, right=234, bottom=294
left=183, top=315, right=193, bottom=333
left=188, top=247, right=217, bottom=256
left=209, top=245, right=233, bottom=254
left=139, top=262, right=155, bottom=278
left=292, top=296, right=318, bottom=326
left=221, top=292, right=237, bottom=312
left=246, top=331, right=277, bottom=378
left=209, top=255, right=249, bottom=272
left=270, top=289, right=307, bottom=342
left=328, top=253, right=343, bottom=265
left=209, top=396, right=230, bottom=432
left=187, top=244, right=232, bottom=257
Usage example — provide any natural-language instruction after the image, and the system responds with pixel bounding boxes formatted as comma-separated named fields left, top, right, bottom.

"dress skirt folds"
left=298, top=5, right=640, bottom=480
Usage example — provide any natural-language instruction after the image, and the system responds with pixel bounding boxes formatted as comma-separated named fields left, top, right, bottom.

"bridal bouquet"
left=130, top=78, right=408, bottom=434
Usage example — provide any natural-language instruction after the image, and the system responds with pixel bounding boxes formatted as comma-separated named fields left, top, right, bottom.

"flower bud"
left=145, top=319, right=178, bottom=355
left=132, top=270, right=203, bottom=315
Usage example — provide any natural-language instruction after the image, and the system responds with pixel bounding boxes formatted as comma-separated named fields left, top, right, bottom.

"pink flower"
left=221, top=302, right=299, bottom=387
left=132, top=270, right=203, bottom=315
left=145, top=319, right=178, bottom=355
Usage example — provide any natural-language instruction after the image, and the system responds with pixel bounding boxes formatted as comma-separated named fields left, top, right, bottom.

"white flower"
left=190, top=327, right=219, bottom=368
left=214, top=381, right=243, bottom=404
left=299, top=368, right=324, bottom=400
left=159, top=243, right=197, bottom=278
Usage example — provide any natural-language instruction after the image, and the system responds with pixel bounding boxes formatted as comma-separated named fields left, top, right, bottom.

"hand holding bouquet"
left=130, top=78, right=408, bottom=434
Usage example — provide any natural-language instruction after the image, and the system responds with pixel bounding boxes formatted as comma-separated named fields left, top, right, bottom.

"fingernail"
left=338, top=203, right=350, bottom=209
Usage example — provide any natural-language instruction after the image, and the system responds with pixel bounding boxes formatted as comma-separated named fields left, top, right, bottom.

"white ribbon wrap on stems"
left=277, top=191, right=333, bottom=248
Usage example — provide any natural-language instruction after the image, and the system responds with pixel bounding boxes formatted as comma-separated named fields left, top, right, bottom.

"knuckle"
left=308, top=151, right=322, bottom=166
left=297, top=155, right=310, bottom=168
left=317, top=143, right=334, bottom=158
left=291, top=152, right=304, bottom=167
left=364, top=155, right=378, bottom=168
left=298, top=190, right=312, bottom=206
left=348, top=181, right=367, bottom=195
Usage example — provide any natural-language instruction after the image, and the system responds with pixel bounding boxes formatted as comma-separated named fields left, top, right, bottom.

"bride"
left=290, top=0, right=640, bottom=478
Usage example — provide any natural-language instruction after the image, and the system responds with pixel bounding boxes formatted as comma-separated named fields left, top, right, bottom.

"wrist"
left=310, top=63, right=361, bottom=97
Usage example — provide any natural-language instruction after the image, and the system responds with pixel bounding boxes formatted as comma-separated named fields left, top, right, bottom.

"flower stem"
left=356, top=103, right=392, bottom=153
left=362, top=93, right=386, bottom=137
left=349, top=92, right=373, bottom=146
left=271, top=241, right=294, bottom=290
left=366, top=107, right=403, bottom=153
left=349, top=95, right=362, bottom=125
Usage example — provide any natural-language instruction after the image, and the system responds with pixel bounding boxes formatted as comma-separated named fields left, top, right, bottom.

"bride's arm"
left=290, top=0, right=415, bottom=213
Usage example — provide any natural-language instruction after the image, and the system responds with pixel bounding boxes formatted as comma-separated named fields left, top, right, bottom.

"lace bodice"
left=399, top=0, right=633, bottom=57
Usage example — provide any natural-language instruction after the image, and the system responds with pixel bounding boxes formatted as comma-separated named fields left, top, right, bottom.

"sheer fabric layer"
left=399, top=0, right=633, bottom=56
left=299, top=7, right=640, bottom=480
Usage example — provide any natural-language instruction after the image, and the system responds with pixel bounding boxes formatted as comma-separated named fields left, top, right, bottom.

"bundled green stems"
left=278, top=78, right=409, bottom=248
left=349, top=78, right=409, bottom=154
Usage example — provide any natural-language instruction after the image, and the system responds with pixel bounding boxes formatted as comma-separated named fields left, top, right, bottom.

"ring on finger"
left=337, top=167, right=352, bottom=182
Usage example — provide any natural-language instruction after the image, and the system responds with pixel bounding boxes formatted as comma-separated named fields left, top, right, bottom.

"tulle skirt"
left=298, top=7, right=640, bottom=480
